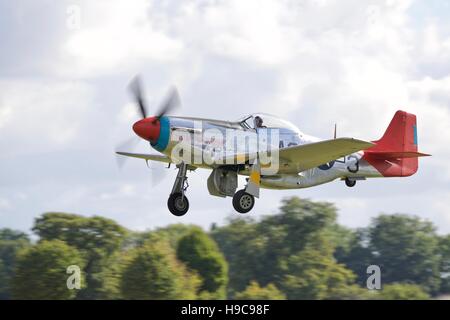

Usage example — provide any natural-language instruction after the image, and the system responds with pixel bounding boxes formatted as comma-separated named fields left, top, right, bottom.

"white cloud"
left=431, top=192, right=450, bottom=233
left=0, top=105, right=12, bottom=129
left=61, top=0, right=183, bottom=76
left=117, top=102, right=139, bottom=124
left=1, top=0, right=450, bottom=233
left=99, top=184, right=136, bottom=200
left=420, top=23, right=450, bottom=68
left=0, top=79, right=95, bottom=156
left=0, top=197, right=11, bottom=210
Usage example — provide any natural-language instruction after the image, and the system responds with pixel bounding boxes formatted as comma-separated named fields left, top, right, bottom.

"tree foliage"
left=438, top=235, right=450, bottom=293
left=120, top=240, right=200, bottom=299
left=177, top=228, right=228, bottom=298
left=32, top=212, right=128, bottom=299
left=234, top=281, right=286, bottom=300
left=0, top=229, right=30, bottom=299
left=280, top=237, right=356, bottom=299
left=1, top=197, right=449, bottom=300
left=212, top=197, right=346, bottom=298
left=368, top=214, right=441, bottom=293
left=33, top=213, right=127, bottom=256
left=12, top=240, right=84, bottom=300
left=211, top=217, right=264, bottom=295
left=377, top=283, right=430, bottom=300
left=333, top=227, right=374, bottom=286
left=152, top=224, right=203, bottom=249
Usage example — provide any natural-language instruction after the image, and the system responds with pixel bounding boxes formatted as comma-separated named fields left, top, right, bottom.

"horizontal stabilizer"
left=364, top=151, right=431, bottom=159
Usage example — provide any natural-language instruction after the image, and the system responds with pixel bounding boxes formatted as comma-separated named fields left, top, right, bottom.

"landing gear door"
left=207, top=168, right=238, bottom=198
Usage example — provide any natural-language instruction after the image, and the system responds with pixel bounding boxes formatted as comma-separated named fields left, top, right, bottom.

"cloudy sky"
left=1, top=0, right=450, bottom=234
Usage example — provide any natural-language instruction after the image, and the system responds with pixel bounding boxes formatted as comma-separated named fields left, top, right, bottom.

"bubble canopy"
left=237, top=113, right=301, bottom=133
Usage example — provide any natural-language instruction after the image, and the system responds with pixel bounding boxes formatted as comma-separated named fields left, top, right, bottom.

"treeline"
left=0, top=197, right=449, bottom=300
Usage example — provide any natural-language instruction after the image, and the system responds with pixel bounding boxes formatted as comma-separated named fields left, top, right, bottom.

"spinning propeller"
left=115, top=75, right=181, bottom=185
left=128, top=75, right=180, bottom=142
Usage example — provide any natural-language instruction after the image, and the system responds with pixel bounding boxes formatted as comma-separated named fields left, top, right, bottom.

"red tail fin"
left=363, top=110, right=430, bottom=177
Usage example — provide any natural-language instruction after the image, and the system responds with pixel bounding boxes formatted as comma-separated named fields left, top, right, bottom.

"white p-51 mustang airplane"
left=117, top=77, right=430, bottom=216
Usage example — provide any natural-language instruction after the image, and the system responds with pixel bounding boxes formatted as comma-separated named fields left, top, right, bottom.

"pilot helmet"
left=254, top=116, right=263, bottom=128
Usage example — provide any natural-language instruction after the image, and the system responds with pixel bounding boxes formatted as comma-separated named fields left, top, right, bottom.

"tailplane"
left=363, top=110, right=430, bottom=177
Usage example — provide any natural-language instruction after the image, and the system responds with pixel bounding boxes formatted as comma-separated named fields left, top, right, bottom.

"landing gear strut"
left=345, top=178, right=356, bottom=187
left=168, top=163, right=189, bottom=216
left=232, top=189, right=255, bottom=214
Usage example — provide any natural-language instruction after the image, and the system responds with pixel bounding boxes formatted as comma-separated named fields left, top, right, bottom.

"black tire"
left=168, top=192, right=189, bottom=216
left=345, top=178, right=356, bottom=187
left=232, top=189, right=255, bottom=214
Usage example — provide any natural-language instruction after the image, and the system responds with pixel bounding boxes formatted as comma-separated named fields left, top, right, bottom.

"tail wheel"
left=345, top=178, right=356, bottom=187
left=168, top=192, right=189, bottom=216
left=232, top=189, right=255, bottom=214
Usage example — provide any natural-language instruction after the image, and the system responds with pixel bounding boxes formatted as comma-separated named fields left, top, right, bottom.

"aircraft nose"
left=132, top=117, right=161, bottom=142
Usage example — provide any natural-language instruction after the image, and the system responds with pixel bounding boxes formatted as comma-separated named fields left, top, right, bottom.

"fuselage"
left=145, top=114, right=382, bottom=190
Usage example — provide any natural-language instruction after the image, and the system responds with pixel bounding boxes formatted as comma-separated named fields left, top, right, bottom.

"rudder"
left=363, top=110, right=429, bottom=177
left=373, top=110, right=418, bottom=153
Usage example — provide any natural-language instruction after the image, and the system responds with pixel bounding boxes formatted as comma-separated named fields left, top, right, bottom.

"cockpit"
left=237, top=113, right=301, bottom=133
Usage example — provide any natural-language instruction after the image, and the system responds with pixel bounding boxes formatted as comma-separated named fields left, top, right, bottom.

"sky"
left=1, top=0, right=450, bottom=234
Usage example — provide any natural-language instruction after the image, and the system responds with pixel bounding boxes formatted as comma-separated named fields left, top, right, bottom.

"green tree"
left=0, top=260, right=7, bottom=295
left=120, top=240, right=200, bottom=299
left=12, top=240, right=84, bottom=299
left=377, top=283, right=430, bottom=300
left=325, top=284, right=375, bottom=300
left=234, top=281, right=286, bottom=300
left=258, top=197, right=337, bottom=262
left=177, top=228, right=228, bottom=299
left=0, top=229, right=31, bottom=299
left=280, top=236, right=357, bottom=299
left=32, top=213, right=128, bottom=299
left=437, top=235, right=450, bottom=293
left=127, top=224, right=201, bottom=250
left=369, top=214, right=441, bottom=293
left=212, top=197, right=339, bottom=296
left=211, top=217, right=266, bottom=296
left=33, top=213, right=127, bottom=256
left=333, top=227, right=374, bottom=286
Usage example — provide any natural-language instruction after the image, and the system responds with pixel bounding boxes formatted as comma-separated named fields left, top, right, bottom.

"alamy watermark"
left=66, top=4, right=81, bottom=30
left=66, top=265, right=81, bottom=290
left=168, top=122, right=281, bottom=175
left=366, top=265, right=381, bottom=290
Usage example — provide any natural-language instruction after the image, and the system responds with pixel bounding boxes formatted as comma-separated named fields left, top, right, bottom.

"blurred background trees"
left=120, top=240, right=200, bottom=299
left=32, top=213, right=128, bottom=299
left=12, top=240, right=84, bottom=299
left=367, top=214, right=441, bottom=293
left=234, top=281, right=286, bottom=300
left=1, top=197, right=449, bottom=300
left=177, top=228, right=228, bottom=299
left=376, top=283, right=430, bottom=300
left=211, top=198, right=356, bottom=299
left=0, top=229, right=30, bottom=299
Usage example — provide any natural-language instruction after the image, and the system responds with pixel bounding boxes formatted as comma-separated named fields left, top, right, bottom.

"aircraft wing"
left=116, top=152, right=171, bottom=163
left=279, top=138, right=375, bottom=172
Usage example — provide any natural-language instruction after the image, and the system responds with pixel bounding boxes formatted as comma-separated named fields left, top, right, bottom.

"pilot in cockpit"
left=254, top=116, right=266, bottom=129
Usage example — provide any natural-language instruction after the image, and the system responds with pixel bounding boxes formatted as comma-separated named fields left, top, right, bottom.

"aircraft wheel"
left=168, top=193, right=189, bottom=216
left=345, top=178, right=356, bottom=188
left=232, top=189, right=255, bottom=214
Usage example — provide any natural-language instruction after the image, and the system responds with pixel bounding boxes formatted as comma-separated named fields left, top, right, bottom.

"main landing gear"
left=168, top=163, right=190, bottom=216
left=167, top=164, right=257, bottom=215
left=232, top=189, right=255, bottom=214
